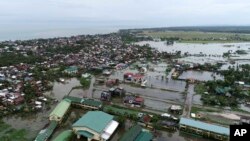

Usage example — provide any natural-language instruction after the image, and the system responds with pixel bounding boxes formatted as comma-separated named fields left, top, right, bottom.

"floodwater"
left=240, top=104, right=250, bottom=113
left=3, top=103, right=57, bottom=140
left=48, top=78, right=82, bottom=100
left=157, top=130, right=214, bottom=141
left=193, top=94, right=203, bottom=105
left=120, top=84, right=185, bottom=104
left=136, top=41, right=250, bottom=57
left=179, top=71, right=224, bottom=81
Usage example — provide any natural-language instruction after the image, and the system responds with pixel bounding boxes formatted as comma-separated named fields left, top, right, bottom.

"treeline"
left=121, top=26, right=250, bottom=34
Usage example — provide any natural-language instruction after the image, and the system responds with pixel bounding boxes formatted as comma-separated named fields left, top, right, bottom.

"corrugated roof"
left=135, top=131, right=153, bottom=141
left=35, top=121, right=58, bottom=141
left=72, top=111, right=113, bottom=133
left=119, top=125, right=142, bottom=141
left=64, top=96, right=102, bottom=108
left=53, top=130, right=73, bottom=141
left=179, top=118, right=229, bottom=136
left=77, top=131, right=94, bottom=138
left=49, top=99, right=71, bottom=119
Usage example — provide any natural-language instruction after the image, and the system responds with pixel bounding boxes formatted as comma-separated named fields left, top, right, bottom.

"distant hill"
left=120, top=26, right=250, bottom=34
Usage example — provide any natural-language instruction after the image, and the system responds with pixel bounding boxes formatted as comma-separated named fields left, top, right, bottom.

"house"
left=49, top=99, right=71, bottom=123
left=64, top=96, right=102, bottom=110
left=109, top=87, right=126, bottom=97
left=64, top=66, right=78, bottom=74
left=123, top=95, right=144, bottom=106
left=124, top=72, right=134, bottom=81
left=179, top=118, right=229, bottom=141
left=106, top=79, right=119, bottom=87
left=100, top=91, right=111, bottom=101
left=169, top=105, right=182, bottom=114
left=119, top=125, right=153, bottom=141
left=72, top=111, right=119, bottom=141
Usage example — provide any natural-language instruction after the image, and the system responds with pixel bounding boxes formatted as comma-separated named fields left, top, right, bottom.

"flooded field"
left=179, top=71, right=224, bottom=81
left=136, top=41, right=250, bottom=56
left=157, top=130, right=214, bottom=141
left=3, top=103, right=57, bottom=140
left=47, top=78, right=82, bottom=100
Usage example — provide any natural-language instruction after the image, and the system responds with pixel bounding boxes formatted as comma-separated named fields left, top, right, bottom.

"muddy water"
left=157, top=130, right=214, bottom=141
left=193, top=94, right=203, bottom=105
left=179, top=71, right=224, bottom=81
left=3, top=103, right=57, bottom=140
left=120, top=84, right=185, bottom=103
left=136, top=41, right=250, bottom=56
left=144, top=98, right=172, bottom=111
left=49, top=78, right=81, bottom=100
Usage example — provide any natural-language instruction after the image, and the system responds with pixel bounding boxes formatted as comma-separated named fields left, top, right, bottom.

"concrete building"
left=72, top=111, right=119, bottom=141
left=179, top=118, right=229, bottom=141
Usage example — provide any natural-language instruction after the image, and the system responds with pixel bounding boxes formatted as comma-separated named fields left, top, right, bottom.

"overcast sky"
left=1, top=0, right=250, bottom=28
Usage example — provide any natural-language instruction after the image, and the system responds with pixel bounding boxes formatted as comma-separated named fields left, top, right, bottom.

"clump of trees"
left=0, top=52, right=43, bottom=67
left=196, top=64, right=250, bottom=107
left=80, top=77, right=91, bottom=89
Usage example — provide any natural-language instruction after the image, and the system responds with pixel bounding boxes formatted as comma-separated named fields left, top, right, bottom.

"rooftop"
left=49, top=99, right=71, bottom=119
left=35, top=121, right=58, bottom=141
left=179, top=118, right=229, bottom=136
left=72, top=111, right=114, bottom=133
left=64, top=96, right=102, bottom=108
left=53, top=130, right=73, bottom=141
left=119, top=125, right=153, bottom=141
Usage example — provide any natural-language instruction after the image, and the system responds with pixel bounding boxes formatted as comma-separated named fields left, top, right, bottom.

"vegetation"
left=141, top=31, right=250, bottom=43
left=199, top=64, right=250, bottom=107
left=0, top=52, right=43, bottom=67
left=0, top=120, right=28, bottom=141
left=194, top=83, right=207, bottom=94
left=80, top=77, right=91, bottom=89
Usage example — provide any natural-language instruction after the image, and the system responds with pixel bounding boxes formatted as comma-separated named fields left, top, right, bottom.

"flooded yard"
left=156, top=130, right=214, bottom=141
left=179, top=71, right=224, bottom=81
left=47, top=78, right=82, bottom=100
left=3, top=103, right=57, bottom=140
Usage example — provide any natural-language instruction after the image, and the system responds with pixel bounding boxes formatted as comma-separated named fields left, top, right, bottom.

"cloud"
left=0, top=0, right=250, bottom=27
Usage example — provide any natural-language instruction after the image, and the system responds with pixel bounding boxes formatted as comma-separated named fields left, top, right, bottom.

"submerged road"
left=182, top=84, right=195, bottom=118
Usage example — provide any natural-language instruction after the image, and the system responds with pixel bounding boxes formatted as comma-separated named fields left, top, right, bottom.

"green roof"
left=64, top=96, right=102, bottom=108
left=120, top=125, right=153, bottom=141
left=119, top=125, right=142, bottom=141
left=72, top=111, right=113, bottom=133
left=49, top=99, right=71, bottom=119
left=65, top=66, right=78, bottom=72
left=35, top=121, right=58, bottom=141
left=77, top=131, right=94, bottom=138
left=135, top=131, right=153, bottom=141
left=180, top=118, right=229, bottom=136
left=53, top=130, right=73, bottom=141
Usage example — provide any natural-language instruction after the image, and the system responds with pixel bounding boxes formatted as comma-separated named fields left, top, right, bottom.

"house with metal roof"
left=64, top=66, right=78, bottom=74
left=72, top=111, right=119, bottom=141
left=179, top=118, right=229, bottom=141
left=119, top=124, right=153, bottom=141
left=53, top=130, right=73, bottom=141
left=35, top=121, right=58, bottom=141
left=64, top=96, right=102, bottom=110
left=49, top=99, right=71, bottom=123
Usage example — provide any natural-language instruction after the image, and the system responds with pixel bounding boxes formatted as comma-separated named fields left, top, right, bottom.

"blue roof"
left=179, top=118, right=229, bottom=136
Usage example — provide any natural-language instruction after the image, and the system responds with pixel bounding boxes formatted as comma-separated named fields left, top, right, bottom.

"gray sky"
left=1, top=0, right=250, bottom=29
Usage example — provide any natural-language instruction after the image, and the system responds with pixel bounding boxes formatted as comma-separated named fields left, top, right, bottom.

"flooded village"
left=0, top=32, right=250, bottom=141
